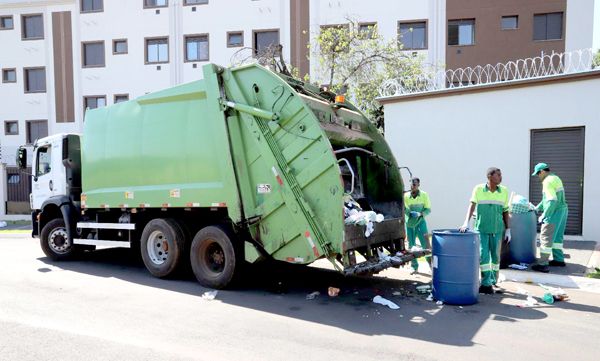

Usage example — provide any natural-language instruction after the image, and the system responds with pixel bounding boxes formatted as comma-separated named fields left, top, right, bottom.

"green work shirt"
left=404, top=190, right=431, bottom=228
left=537, top=174, right=568, bottom=224
left=470, top=184, right=509, bottom=234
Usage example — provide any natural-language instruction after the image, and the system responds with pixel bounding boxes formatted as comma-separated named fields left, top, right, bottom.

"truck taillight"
left=335, top=95, right=345, bottom=103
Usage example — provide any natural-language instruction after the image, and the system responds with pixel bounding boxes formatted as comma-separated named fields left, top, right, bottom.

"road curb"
left=501, top=269, right=600, bottom=294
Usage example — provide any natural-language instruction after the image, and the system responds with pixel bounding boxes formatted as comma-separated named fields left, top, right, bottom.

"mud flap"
left=343, top=249, right=431, bottom=276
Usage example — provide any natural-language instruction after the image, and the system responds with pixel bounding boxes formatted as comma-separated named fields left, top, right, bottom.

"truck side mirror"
left=16, top=147, right=27, bottom=170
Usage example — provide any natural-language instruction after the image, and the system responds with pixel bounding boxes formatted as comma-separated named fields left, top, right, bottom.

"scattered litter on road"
left=328, top=287, right=340, bottom=297
left=459, top=306, right=463, bottom=309
left=498, top=273, right=506, bottom=283
left=201, top=290, right=218, bottom=300
left=0, top=221, right=7, bottom=228
left=426, top=293, right=434, bottom=302
left=436, top=300, right=444, bottom=305
left=539, top=283, right=569, bottom=301
left=516, top=287, right=529, bottom=295
left=517, top=295, right=538, bottom=308
left=542, top=293, right=555, bottom=304
left=372, top=295, right=400, bottom=309
left=416, top=285, right=431, bottom=294
left=392, top=291, right=402, bottom=296
left=306, top=291, right=320, bottom=300
left=508, top=264, right=528, bottom=270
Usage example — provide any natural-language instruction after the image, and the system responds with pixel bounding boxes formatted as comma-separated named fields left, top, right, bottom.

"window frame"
left=4, top=120, right=19, bottom=136
left=143, top=0, right=168, bottom=9
left=358, top=22, right=377, bottom=40
left=144, top=36, right=169, bottom=64
left=112, top=38, right=128, bottom=55
left=21, top=13, right=44, bottom=40
left=533, top=12, right=564, bottom=41
left=23, top=67, right=46, bottom=93
left=83, top=95, right=107, bottom=113
left=252, top=28, right=280, bottom=57
left=26, top=119, right=48, bottom=145
left=2, top=68, right=17, bottom=83
left=227, top=31, right=244, bottom=48
left=0, top=15, right=14, bottom=30
left=80, top=0, right=104, bottom=13
left=114, top=94, right=129, bottom=103
left=501, top=15, right=519, bottom=30
left=398, top=20, right=428, bottom=50
left=184, top=33, right=209, bottom=62
left=447, top=18, right=476, bottom=46
left=183, top=0, right=208, bottom=5
left=81, top=40, right=106, bottom=68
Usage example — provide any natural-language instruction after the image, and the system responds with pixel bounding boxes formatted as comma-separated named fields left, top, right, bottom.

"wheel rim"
left=49, top=227, right=71, bottom=254
left=147, top=230, right=169, bottom=265
left=203, top=240, right=225, bottom=274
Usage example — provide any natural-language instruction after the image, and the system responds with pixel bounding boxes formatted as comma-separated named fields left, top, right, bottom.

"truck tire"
left=190, top=225, right=240, bottom=289
left=140, top=218, right=186, bottom=278
left=40, top=218, right=75, bottom=261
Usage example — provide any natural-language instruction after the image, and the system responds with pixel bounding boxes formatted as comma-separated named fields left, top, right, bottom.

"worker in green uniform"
left=459, top=167, right=511, bottom=295
left=531, top=163, right=568, bottom=273
left=404, top=177, right=432, bottom=273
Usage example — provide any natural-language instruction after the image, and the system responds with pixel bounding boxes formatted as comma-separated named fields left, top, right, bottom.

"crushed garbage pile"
left=343, top=195, right=384, bottom=237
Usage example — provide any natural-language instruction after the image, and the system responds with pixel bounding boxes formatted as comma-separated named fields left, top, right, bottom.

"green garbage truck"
left=17, top=63, right=428, bottom=289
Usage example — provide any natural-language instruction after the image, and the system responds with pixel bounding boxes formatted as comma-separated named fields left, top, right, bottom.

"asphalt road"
left=1, top=234, right=599, bottom=361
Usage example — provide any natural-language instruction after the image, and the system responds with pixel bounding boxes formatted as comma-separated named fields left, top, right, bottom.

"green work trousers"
left=539, top=208, right=568, bottom=265
left=407, top=219, right=431, bottom=271
left=479, top=232, right=502, bottom=287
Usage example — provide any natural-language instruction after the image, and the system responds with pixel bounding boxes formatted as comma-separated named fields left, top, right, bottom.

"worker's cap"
left=531, top=162, right=549, bottom=176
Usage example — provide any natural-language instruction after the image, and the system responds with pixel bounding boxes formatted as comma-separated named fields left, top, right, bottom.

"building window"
left=359, top=22, right=377, bottom=39
left=7, top=174, right=21, bottom=184
left=0, top=15, right=14, bottom=30
left=113, top=39, right=128, bottom=54
left=2, top=68, right=16, bottom=83
left=145, top=37, right=169, bottom=63
left=184, top=0, right=207, bottom=4
left=26, top=120, right=48, bottom=144
left=81, top=0, right=103, bottom=13
left=84, top=96, right=106, bottom=113
left=398, top=21, right=427, bottom=50
left=114, top=94, right=129, bottom=103
left=253, top=29, right=279, bottom=56
left=144, top=0, right=168, bottom=8
left=448, top=19, right=475, bottom=46
left=501, top=16, right=518, bottom=30
left=24, top=67, right=46, bottom=93
left=4, top=121, right=18, bottom=135
left=227, top=31, right=243, bottom=47
left=534, top=12, right=563, bottom=41
left=185, top=34, right=209, bottom=62
left=21, top=14, right=44, bottom=40
left=82, top=41, right=105, bottom=67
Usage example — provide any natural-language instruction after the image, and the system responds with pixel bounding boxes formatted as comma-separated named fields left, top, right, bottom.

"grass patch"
left=587, top=267, right=600, bottom=279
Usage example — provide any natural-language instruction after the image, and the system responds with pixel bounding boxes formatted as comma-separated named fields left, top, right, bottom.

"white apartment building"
left=0, top=0, right=598, bottom=218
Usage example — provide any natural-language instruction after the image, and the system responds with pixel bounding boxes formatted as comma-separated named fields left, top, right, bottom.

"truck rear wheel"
left=40, top=218, right=75, bottom=261
left=190, top=225, right=240, bottom=289
left=140, top=219, right=186, bottom=278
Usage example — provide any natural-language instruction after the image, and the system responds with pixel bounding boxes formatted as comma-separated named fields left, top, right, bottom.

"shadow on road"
left=36, top=247, right=596, bottom=347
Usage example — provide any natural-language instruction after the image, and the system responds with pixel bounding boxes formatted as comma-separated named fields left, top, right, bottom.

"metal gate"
left=529, top=127, right=585, bottom=235
left=6, top=167, right=32, bottom=214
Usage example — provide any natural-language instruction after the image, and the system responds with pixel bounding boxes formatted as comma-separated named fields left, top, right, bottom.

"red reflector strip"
left=162, top=203, right=170, bottom=208
left=272, top=166, right=284, bottom=186
left=304, top=231, right=319, bottom=257
left=210, top=202, right=226, bottom=207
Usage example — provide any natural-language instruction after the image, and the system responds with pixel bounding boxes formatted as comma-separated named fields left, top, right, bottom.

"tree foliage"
left=311, top=20, right=427, bottom=130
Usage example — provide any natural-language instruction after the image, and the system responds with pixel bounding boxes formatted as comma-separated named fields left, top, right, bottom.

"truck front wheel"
left=190, top=225, right=240, bottom=289
left=40, top=218, right=75, bottom=261
left=140, top=219, right=186, bottom=278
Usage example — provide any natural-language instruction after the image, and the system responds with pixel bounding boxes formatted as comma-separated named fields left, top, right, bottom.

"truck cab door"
left=31, top=141, right=59, bottom=210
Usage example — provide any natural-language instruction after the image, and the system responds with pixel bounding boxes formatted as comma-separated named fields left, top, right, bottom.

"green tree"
left=593, top=50, right=600, bottom=69
left=311, top=20, right=427, bottom=131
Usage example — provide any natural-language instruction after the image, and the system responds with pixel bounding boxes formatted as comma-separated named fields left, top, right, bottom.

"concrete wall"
left=383, top=73, right=600, bottom=241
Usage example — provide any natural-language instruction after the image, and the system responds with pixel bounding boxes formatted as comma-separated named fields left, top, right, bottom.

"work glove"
left=459, top=221, right=469, bottom=233
left=504, top=228, right=511, bottom=243
left=538, top=215, right=544, bottom=224
left=409, top=211, right=420, bottom=218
